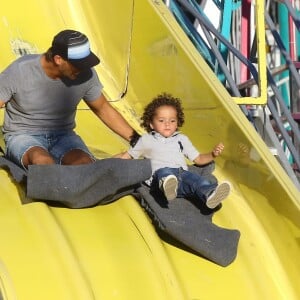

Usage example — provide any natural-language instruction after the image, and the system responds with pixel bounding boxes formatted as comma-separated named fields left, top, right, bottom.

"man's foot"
left=161, top=175, right=178, bottom=201
left=206, top=181, right=231, bottom=209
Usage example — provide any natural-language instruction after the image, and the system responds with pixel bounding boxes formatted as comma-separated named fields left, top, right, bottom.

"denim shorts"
left=4, top=130, right=94, bottom=169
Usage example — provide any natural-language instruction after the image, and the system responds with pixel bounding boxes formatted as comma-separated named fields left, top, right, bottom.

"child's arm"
left=193, top=142, right=224, bottom=165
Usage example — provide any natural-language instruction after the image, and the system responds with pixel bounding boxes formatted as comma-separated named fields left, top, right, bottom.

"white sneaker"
left=161, top=175, right=178, bottom=201
left=206, top=181, right=231, bottom=209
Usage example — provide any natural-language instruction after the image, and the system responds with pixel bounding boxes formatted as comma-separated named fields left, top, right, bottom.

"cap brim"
left=68, top=51, right=100, bottom=70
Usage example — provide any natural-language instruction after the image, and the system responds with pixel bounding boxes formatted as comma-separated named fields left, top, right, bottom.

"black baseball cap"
left=51, top=29, right=100, bottom=70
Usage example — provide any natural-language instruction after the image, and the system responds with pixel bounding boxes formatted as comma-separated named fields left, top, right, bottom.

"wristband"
left=129, top=130, right=141, bottom=147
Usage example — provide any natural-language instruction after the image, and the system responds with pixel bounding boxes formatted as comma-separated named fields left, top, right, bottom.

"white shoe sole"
left=206, top=181, right=231, bottom=209
left=162, top=175, right=178, bottom=201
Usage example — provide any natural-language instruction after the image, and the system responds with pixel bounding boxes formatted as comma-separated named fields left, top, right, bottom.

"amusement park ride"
left=165, top=0, right=300, bottom=188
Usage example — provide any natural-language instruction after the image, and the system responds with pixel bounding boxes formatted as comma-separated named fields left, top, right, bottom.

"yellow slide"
left=0, top=1, right=299, bottom=299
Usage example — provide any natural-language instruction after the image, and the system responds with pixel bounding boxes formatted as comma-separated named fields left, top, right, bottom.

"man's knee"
left=61, top=149, right=94, bottom=165
left=23, top=146, right=55, bottom=167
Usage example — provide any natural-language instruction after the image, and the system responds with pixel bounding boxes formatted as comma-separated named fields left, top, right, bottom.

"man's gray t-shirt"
left=128, top=131, right=200, bottom=174
left=0, top=54, right=103, bottom=135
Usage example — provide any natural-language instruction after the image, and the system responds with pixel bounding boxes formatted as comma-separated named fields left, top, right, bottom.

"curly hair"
left=141, top=93, right=185, bottom=132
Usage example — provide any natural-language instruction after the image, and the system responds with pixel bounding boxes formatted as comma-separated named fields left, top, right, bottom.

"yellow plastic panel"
left=232, top=0, right=267, bottom=104
left=0, top=1, right=299, bottom=300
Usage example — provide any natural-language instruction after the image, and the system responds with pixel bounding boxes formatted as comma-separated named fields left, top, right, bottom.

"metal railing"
left=165, top=0, right=300, bottom=188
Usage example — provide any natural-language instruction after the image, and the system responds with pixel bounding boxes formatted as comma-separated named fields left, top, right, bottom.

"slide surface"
left=0, top=1, right=299, bottom=299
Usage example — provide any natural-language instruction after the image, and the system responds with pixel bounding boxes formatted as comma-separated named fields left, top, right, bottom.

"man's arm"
left=0, top=100, right=5, bottom=108
left=85, top=94, right=134, bottom=142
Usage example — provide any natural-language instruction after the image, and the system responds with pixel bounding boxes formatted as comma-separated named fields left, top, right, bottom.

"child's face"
left=150, top=105, right=178, bottom=138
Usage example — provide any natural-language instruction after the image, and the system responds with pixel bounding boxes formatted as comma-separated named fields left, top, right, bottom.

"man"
left=0, top=29, right=135, bottom=169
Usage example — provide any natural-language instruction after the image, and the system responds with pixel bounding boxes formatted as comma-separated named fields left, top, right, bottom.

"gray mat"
left=0, top=156, right=27, bottom=183
left=27, top=158, right=152, bottom=208
left=0, top=156, right=240, bottom=266
left=135, top=185, right=240, bottom=267
left=133, top=163, right=240, bottom=267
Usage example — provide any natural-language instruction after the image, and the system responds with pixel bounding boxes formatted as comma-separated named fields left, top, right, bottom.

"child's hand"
left=212, top=142, right=224, bottom=157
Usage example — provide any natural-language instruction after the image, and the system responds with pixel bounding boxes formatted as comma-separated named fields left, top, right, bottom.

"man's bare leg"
left=22, top=147, right=93, bottom=168
left=22, top=146, right=55, bottom=168
left=61, top=149, right=94, bottom=165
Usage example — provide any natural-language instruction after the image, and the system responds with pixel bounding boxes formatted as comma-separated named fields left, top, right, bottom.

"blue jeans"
left=4, top=130, right=94, bottom=169
left=152, top=167, right=217, bottom=203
